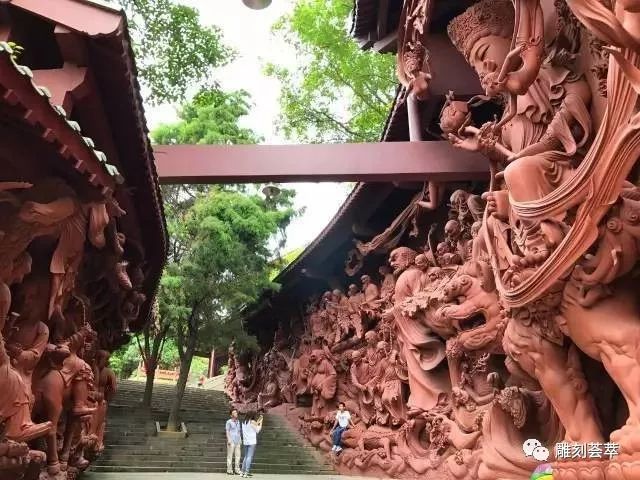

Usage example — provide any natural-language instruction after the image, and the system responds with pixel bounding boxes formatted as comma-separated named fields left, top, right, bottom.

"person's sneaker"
left=336, top=446, right=343, bottom=453
left=226, top=472, right=233, bottom=476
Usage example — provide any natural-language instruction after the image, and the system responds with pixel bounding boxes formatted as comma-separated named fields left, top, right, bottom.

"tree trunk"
left=167, top=330, right=196, bottom=431
left=142, top=358, right=157, bottom=407
left=140, top=325, right=168, bottom=408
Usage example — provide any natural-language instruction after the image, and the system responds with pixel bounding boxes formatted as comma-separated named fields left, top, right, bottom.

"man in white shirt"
left=329, top=402, right=355, bottom=453
left=225, top=408, right=242, bottom=475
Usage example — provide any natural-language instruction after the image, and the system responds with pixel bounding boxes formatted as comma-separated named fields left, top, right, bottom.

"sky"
left=147, top=0, right=352, bottom=253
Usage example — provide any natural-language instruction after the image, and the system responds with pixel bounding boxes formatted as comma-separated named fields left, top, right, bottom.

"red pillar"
left=208, top=349, right=215, bottom=378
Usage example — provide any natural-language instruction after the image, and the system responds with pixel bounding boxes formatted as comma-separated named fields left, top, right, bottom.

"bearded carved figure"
left=385, top=246, right=449, bottom=416
left=306, top=349, right=337, bottom=417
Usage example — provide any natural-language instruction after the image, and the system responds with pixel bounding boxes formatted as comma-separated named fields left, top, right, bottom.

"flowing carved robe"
left=0, top=349, right=32, bottom=440
left=393, top=266, right=449, bottom=411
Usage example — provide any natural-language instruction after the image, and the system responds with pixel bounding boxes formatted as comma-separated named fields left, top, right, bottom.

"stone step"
left=92, top=461, right=334, bottom=470
left=105, top=440, right=315, bottom=454
left=104, top=431, right=307, bottom=440
left=96, top=380, right=331, bottom=474
left=89, top=466, right=334, bottom=474
left=100, top=444, right=325, bottom=454
left=99, top=454, right=323, bottom=465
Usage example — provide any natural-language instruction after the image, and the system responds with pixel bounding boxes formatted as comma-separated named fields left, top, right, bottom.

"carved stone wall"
left=229, top=1, right=640, bottom=479
left=0, top=40, right=160, bottom=479
left=0, top=185, right=140, bottom=480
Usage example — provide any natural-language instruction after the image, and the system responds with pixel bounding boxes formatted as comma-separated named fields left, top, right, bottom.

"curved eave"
left=8, top=0, right=122, bottom=36
left=0, top=42, right=122, bottom=194
left=7, top=0, right=167, bottom=328
left=349, top=0, right=378, bottom=38
left=90, top=15, right=168, bottom=330
left=273, top=182, right=366, bottom=287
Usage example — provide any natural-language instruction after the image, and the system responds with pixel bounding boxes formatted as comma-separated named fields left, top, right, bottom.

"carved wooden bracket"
left=396, top=0, right=434, bottom=100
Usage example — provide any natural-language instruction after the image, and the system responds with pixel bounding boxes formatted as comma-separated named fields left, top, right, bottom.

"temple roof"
left=349, top=0, right=403, bottom=53
left=1, top=0, right=167, bottom=329
left=0, top=41, right=123, bottom=192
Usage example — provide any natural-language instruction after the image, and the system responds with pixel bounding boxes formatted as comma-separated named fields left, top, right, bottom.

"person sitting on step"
left=330, top=402, right=355, bottom=454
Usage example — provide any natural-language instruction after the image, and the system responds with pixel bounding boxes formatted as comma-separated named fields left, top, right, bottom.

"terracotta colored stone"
left=229, top=1, right=640, bottom=479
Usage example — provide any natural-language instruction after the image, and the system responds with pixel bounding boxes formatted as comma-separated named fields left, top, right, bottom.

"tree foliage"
left=152, top=87, right=265, bottom=257
left=265, top=0, right=397, bottom=143
left=113, top=0, right=233, bottom=105
left=163, top=187, right=295, bottom=352
left=152, top=89, right=262, bottom=145
left=109, top=340, right=141, bottom=379
left=109, top=336, right=183, bottom=380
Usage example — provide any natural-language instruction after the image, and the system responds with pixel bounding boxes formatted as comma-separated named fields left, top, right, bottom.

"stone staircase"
left=89, top=380, right=334, bottom=475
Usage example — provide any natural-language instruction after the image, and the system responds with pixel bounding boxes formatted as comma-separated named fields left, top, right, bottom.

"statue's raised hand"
left=447, top=132, right=481, bottom=152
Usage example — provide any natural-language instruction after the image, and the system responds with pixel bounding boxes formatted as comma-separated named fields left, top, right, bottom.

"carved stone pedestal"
left=553, top=454, right=640, bottom=480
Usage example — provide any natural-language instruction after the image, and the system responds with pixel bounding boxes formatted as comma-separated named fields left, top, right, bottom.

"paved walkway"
left=82, top=474, right=381, bottom=480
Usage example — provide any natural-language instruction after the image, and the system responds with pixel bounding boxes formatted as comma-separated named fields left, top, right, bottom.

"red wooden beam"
left=153, top=141, right=489, bottom=184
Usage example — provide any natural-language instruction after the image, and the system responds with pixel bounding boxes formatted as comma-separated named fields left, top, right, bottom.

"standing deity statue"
left=346, top=284, right=365, bottom=339
left=330, top=289, right=351, bottom=343
left=378, top=265, right=396, bottom=303
left=306, top=349, right=337, bottom=417
left=360, top=275, right=380, bottom=305
left=385, top=247, right=449, bottom=415
left=372, top=342, right=407, bottom=426
left=346, top=349, right=375, bottom=425
left=88, top=350, right=117, bottom=455
left=444, top=0, right=605, bottom=446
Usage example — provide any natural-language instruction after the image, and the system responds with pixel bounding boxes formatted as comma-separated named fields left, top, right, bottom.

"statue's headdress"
left=447, top=0, right=514, bottom=60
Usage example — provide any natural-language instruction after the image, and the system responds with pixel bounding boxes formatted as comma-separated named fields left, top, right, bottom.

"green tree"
left=152, top=89, right=262, bottom=145
left=135, top=299, right=171, bottom=406
left=265, top=0, right=397, bottom=143
left=144, top=85, right=268, bottom=407
left=113, top=0, right=233, bottom=105
left=152, top=87, right=264, bottom=246
left=109, top=340, right=141, bottom=379
left=163, top=187, right=295, bottom=431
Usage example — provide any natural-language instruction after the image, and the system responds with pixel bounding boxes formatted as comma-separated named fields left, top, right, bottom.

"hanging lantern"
left=262, top=183, right=281, bottom=199
left=242, top=0, right=272, bottom=9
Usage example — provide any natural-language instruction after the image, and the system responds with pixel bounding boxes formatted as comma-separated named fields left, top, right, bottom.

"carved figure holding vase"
left=386, top=247, right=449, bottom=416
left=443, top=0, right=605, bottom=449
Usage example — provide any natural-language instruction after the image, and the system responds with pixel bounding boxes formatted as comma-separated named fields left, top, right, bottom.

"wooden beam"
left=55, top=25, right=89, bottom=66
left=32, top=65, right=89, bottom=113
left=153, top=141, right=489, bottom=184
left=373, top=30, right=397, bottom=53
left=377, top=0, right=389, bottom=39
left=9, top=0, right=122, bottom=36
